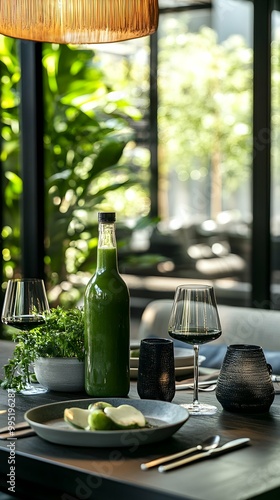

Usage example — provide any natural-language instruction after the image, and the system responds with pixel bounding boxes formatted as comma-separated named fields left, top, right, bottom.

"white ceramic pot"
left=34, top=357, right=85, bottom=392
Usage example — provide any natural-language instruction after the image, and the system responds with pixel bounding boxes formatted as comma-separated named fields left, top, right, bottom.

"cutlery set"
left=0, top=421, right=35, bottom=439
left=176, top=374, right=280, bottom=393
left=175, top=371, right=220, bottom=392
left=0, top=424, right=250, bottom=472
left=175, top=380, right=217, bottom=391
left=141, top=435, right=250, bottom=472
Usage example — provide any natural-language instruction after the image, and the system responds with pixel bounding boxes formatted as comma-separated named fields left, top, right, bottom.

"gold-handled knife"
left=158, top=438, right=250, bottom=473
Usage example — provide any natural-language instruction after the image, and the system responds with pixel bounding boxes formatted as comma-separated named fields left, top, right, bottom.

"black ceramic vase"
left=216, top=344, right=275, bottom=413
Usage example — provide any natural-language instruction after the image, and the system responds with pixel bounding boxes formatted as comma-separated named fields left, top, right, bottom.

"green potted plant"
left=1, top=306, right=85, bottom=392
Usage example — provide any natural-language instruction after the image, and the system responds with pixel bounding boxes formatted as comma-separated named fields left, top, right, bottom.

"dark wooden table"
left=1, top=339, right=280, bottom=500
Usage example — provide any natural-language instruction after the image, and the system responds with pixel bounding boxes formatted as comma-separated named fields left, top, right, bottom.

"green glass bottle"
left=84, top=212, right=130, bottom=397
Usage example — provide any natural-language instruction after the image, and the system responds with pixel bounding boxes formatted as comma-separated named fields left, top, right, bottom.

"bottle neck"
left=98, top=222, right=116, bottom=248
left=97, top=222, right=118, bottom=270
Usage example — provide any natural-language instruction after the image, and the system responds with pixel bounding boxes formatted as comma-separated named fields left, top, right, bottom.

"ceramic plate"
left=130, top=347, right=206, bottom=379
left=130, top=364, right=199, bottom=379
left=24, top=398, right=189, bottom=448
left=130, top=346, right=194, bottom=369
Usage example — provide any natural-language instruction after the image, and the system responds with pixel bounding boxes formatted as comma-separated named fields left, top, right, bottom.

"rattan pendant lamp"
left=0, top=0, right=159, bottom=44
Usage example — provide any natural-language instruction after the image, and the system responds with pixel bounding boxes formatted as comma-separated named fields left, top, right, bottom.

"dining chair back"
left=138, top=299, right=280, bottom=370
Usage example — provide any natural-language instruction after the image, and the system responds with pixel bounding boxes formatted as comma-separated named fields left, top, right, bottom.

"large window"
left=154, top=3, right=252, bottom=287
left=0, top=0, right=277, bottom=313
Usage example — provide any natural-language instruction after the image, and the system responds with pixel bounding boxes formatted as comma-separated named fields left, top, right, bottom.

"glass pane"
left=157, top=0, right=253, bottom=304
left=94, top=38, right=151, bottom=219
left=0, top=36, right=21, bottom=284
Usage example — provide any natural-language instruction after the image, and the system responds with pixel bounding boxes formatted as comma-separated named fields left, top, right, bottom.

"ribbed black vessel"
left=216, top=344, right=275, bottom=413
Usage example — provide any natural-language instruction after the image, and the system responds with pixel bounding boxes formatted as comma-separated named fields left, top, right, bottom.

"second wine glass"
left=1, top=278, right=50, bottom=395
left=168, top=284, right=222, bottom=415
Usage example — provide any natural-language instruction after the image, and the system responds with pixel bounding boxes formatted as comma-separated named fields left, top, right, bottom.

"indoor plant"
left=1, top=306, right=85, bottom=392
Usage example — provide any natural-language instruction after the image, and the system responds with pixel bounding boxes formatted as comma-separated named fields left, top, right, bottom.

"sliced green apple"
left=88, top=409, right=115, bottom=430
left=104, top=404, right=146, bottom=429
left=64, top=407, right=91, bottom=430
left=88, top=401, right=113, bottom=411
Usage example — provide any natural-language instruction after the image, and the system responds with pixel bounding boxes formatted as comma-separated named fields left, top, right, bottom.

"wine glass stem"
left=193, top=344, right=199, bottom=406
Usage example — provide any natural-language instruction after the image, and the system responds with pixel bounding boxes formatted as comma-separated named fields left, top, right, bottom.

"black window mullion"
left=251, top=0, right=272, bottom=308
left=19, top=41, right=45, bottom=279
left=149, top=31, right=159, bottom=218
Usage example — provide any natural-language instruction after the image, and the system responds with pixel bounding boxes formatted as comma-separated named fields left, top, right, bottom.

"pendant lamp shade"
left=0, top=0, right=159, bottom=44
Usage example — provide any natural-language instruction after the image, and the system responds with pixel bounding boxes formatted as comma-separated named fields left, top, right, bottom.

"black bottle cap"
left=98, top=212, right=116, bottom=223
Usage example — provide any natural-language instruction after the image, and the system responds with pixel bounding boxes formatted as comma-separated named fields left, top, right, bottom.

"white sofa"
left=138, top=300, right=280, bottom=371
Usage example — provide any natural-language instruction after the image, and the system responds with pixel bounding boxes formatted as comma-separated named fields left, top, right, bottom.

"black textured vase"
left=137, top=338, right=175, bottom=402
left=216, top=344, right=275, bottom=413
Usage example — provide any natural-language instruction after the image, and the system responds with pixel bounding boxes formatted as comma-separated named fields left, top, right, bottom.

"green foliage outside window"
left=0, top=38, right=151, bottom=307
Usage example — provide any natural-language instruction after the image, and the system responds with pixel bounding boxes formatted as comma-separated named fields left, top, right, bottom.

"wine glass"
left=1, top=278, right=50, bottom=395
left=168, top=284, right=222, bottom=415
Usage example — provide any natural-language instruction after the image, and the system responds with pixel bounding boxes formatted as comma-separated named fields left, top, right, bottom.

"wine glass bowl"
left=1, top=278, right=50, bottom=395
left=168, top=284, right=222, bottom=415
left=2, top=278, right=49, bottom=331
